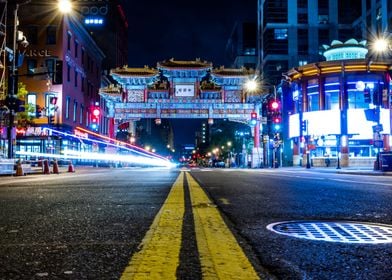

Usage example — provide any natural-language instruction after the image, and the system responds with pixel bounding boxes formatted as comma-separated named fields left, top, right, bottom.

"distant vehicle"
left=187, top=161, right=197, bottom=168
left=214, top=161, right=225, bottom=168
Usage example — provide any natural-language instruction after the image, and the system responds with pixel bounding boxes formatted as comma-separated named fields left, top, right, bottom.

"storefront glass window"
left=307, top=79, right=319, bottom=111
left=27, top=94, right=36, bottom=117
left=324, top=76, right=340, bottom=110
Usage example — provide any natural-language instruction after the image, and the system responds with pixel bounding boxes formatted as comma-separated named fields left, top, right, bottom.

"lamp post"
left=227, top=141, right=232, bottom=168
left=6, top=0, right=30, bottom=159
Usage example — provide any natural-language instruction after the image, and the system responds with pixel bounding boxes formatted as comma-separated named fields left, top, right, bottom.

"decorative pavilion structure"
left=100, top=58, right=263, bottom=167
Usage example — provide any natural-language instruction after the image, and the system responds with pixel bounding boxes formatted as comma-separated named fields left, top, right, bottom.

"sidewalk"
left=285, top=166, right=392, bottom=176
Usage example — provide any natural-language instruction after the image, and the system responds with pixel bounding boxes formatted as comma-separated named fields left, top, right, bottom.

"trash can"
left=379, top=152, right=392, bottom=171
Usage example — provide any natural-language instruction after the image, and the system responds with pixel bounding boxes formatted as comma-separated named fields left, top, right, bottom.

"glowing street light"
left=245, top=79, right=259, bottom=92
left=373, top=38, right=389, bottom=52
left=58, top=0, right=72, bottom=13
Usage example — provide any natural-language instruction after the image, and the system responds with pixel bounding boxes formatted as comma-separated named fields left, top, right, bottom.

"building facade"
left=11, top=1, right=104, bottom=159
left=257, top=0, right=361, bottom=84
left=225, top=21, right=257, bottom=69
left=283, top=40, right=392, bottom=167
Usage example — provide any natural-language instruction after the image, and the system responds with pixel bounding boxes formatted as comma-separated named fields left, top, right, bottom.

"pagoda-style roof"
left=285, top=59, right=392, bottom=81
left=157, top=58, right=212, bottom=69
left=212, top=66, right=256, bottom=77
left=111, top=65, right=159, bottom=77
left=100, top=84, right=121, bottom=94
left=99, top=84, right=122, bottom=102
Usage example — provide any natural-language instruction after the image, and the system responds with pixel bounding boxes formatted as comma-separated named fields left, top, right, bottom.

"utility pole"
left=6, top=0, right=30, bottom=159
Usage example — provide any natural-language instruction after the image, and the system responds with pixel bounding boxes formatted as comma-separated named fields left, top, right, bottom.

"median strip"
left=121, top=172, right=185, bottom=280
left=186, top=172, right=259, bottom=279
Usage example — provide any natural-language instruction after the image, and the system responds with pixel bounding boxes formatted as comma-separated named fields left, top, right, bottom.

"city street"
left=0, top=167, right=391, bottom=279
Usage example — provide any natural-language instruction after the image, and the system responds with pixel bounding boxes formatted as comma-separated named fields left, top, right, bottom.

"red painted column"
left=383, top=134, right=390, bottom=151
left=108, top=118, right=115, bottom=138
left=254, top=121, right=260, bottom=148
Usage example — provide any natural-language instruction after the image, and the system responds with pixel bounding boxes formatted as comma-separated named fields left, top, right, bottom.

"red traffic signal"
left=271, top=101, right=279, bottom=110
left=250, top=112, right=257, bottom=125
left=90, top=106, right=100, bottom=131
left=273, top=115, right=281, bottom=123
left=270, top=99, right=280, bottom=110
left=93, top=108, right=100, bottom=117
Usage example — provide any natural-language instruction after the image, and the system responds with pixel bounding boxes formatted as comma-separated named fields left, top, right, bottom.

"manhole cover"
left=267, top=221, right=392, bottom=244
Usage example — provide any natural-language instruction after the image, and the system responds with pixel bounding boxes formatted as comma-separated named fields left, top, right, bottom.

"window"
left=66, top=97, right=70, bottom=119
left=324, top=76, right=340, bottom=110
left=26, top=26, right=38, bottom=45
left=298, top=29, right=308, bottom=55
left=27, top=94, right=37, bottom=117
left=274, top=28, right=287, bottom=40
left=46, top=26, right=57, bottom=45
left=307, top=79, right=319, bottom=111
left=81, top=77, right=85, bottom=92
left=26, top=59, right=37, bottom=75
left=73, top=100, right=77, bottom=122
left=45, top=59, right=55, bottom=80
left=67, top=32, right=71, bottom=50
left=81, top=48, right=85, bottom=65
left=298, top=13, right=308, bottom=24
left=74, top=40, right=78, bottom=58
left=67, top=63, right=71, bottom=82
left=45, top=94, right=56, bottom=116
left=74, top=70, right=78, bottom=88
left=80, top=105, right=84, bottom=124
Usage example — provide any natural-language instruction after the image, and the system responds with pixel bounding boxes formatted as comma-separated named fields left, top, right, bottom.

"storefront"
left=284, top=39, right=392, bottom=167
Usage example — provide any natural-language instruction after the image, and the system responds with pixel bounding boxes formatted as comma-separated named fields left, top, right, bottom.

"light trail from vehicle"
left=15, top=127, right=175, bottom=168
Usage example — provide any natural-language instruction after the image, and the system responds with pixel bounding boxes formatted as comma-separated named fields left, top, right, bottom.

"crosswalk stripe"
left=186, top=172, right=259, bottom=279
left=121, top=172, right=185, bottom=280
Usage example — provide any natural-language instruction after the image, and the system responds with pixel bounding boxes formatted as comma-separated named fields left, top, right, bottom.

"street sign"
left=374, top=140, right=384, bottom=148
left=372, top=124, right=383, bottom=133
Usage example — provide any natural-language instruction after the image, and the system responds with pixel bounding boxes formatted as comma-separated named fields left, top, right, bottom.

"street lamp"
left=227, top=141, right=232, bottom=168
left=58, top=0, right=73, bottom=14
left=372, top=35, right=392, bottom=54
left=6, top=0, right=31, bottom=159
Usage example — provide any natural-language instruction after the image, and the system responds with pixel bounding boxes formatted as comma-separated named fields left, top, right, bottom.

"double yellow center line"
left=121, top=172, right=259, bottom=279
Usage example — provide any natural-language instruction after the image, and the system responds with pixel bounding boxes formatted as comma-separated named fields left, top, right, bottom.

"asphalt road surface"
left=0, top=167, right=391, bottom=279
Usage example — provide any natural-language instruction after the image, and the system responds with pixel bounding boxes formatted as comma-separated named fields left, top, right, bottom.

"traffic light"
left=50, top=96, right=58, bottom=105
left=301, top=120, right=307, bottom=132
left=90, top=106, right=100, bottom=131
left=250, top=112, right=257, bottom=125
left=372, top=83, right=382, bottom=106
left=270, top=100, right=279, bottom=110
left=364, top=87, right=371, bottom=103
left=35, top=105, right=43, bottom=118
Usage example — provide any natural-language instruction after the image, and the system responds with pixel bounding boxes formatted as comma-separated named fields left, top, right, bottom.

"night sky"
left=126, top=0, right=257, bottom=68
left=125, top=0, right=256, bottom=146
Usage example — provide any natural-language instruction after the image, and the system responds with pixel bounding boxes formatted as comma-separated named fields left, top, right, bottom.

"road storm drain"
left=267, top=221, right=392, bottom=244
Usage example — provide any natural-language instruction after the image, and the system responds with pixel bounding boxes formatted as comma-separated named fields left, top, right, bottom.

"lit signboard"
left=175, top=84, right=194, bottom=97
left=289, top=109, right=390, bottom=140
left=348, top=108, right=390, bottom=139
left=289, top=114, right=300, bottom=138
